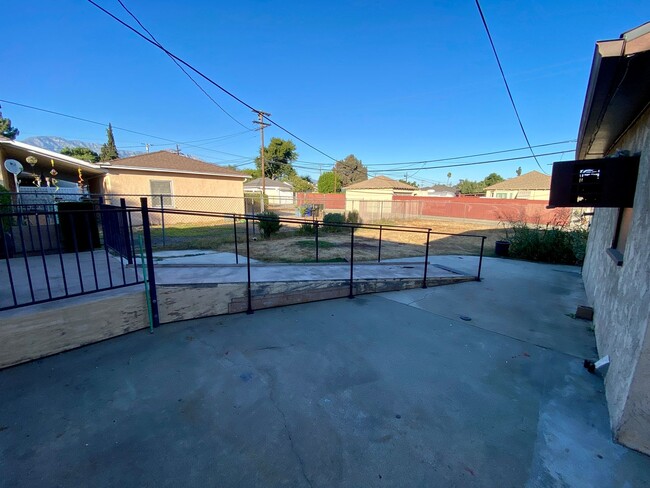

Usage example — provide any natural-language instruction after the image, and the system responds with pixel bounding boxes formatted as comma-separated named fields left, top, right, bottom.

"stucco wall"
left=104, top=169, right=245, bottom=217
left=345, top=189, right=393, bottom=212
left=582, top=107, right=650, bottom=454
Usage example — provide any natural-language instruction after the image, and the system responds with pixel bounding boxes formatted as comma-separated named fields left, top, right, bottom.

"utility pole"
left=176, top=144, right=181, bottom=155
left=253, top=110, right=271, bottom=211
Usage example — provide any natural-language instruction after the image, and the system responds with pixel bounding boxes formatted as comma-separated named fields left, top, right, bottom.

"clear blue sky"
left=2, top=1, right=647, bottom=186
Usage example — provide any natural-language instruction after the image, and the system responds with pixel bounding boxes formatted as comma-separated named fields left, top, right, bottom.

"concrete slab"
left=380, top=257, right=596, bottom=359
left=1, top=258, right=649, bottom=487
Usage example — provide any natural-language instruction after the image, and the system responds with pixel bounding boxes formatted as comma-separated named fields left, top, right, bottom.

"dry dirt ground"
left=229, top=219, right=504, bottom=263
left=145, top=218, right=504, bottom=263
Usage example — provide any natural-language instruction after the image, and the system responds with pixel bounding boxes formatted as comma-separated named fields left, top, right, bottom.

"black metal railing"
left=0, top=202, right=143, bottom=311
left=1, top=199, right=486, bottom=322
left=145, top=208, right=487, bottom=315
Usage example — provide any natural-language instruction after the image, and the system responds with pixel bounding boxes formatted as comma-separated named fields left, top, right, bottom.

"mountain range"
left=21, top=136, right=141, bottom=159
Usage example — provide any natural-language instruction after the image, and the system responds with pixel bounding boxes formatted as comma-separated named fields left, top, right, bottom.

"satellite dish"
left=4, top=159, right=23, bottom=175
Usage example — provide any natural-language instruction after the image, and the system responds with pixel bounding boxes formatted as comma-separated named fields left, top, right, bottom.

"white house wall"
left=581, top=107, right=650, bottom=454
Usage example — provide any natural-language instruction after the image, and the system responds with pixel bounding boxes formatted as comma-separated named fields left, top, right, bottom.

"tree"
left=286, top=174, right=313, bottom=192
left=0, top=106, right=19, bottom=140
left=61, top=146, right=100, bottom=163
left=318, top=171, right=341, bottom=193
left=254, top=137, right=298, bottom=179
left=241, top=168, right=262, bottom=178
left=457, top=172, right=505, bottom=194
left=516, top=166, right=522, bottom=176
left=483, top=172, right=504, bottom=187
left=333, top=154, right=367, bottom=187
left=399, top=178, right=419, bottom=188
left=447, top=172, right=452, bottom=185
left=100, top=123, right=119, bottom=161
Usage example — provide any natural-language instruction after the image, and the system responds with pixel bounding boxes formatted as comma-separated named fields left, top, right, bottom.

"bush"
left=257, top=211, right=281, bottom=238
left=0, top=184, right=12, bottom=230
left=506, top=222, right=587, bottom=265
left=297, top=223, right=315, bottom=235
left=346, top=210, right=362, bottom=224
left=323, top=212, right=346, bottom=232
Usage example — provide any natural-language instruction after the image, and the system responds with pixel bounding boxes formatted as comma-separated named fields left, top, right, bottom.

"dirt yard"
left=196, top=220, right=504, bottom=263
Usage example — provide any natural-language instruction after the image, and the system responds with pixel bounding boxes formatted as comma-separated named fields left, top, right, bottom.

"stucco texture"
left=104, top=169, right=245, bottom=221
left=582, top=107, right=650, bottom=454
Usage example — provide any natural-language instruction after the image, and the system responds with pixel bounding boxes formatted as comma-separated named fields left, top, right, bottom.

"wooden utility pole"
left=253, top=110, right=271, bottom=211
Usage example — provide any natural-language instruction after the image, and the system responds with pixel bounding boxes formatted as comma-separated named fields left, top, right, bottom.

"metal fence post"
left=245, top=217, right=253, bottom=313
left=120, top=198, right=133, bottom=264
left=477, top=236, right=486, bottom=281
left=140, top=197, right=160, bottom=328
left=233, top=215, right=239, bottom=264
left=422, top=229, right=431, bottom=289
left=315, top=221, right=319, bottom=263
left=349, top=226, right=355, bottom=298
left=377, top=225, right=383, bottom=263
left=160, top=194, right=166, bottom=247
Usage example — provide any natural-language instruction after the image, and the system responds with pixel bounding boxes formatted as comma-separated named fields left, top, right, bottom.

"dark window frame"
left=607, top=207, right=633, bottom=266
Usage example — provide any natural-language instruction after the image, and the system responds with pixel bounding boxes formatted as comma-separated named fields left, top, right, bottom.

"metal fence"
left=0, top=201, right=144, bottom=311
left=1, top=195, right=487, bottom=317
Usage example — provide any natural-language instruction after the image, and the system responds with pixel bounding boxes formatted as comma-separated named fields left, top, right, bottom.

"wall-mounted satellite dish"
left=4, top=159, right=23, bottom=175
left=4, top=159, right=24, bottom=193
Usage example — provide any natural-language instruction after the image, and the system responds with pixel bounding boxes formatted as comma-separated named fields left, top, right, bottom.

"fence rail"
left=1, top=197, right=487, bottom=317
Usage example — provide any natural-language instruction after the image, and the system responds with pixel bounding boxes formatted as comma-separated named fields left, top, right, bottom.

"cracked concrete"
left=1, top=258, right=649, bottom=487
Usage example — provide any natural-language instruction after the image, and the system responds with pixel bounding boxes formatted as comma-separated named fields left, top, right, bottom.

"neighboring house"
left=344, top=175, right=417, bottom=218
left=243, top=177, right=294, bottom=205
left=0, top=136, right=106, bottom=195
left=484, top=171, right=551, bottom=200
left=549, top=22, right=650, bottom=455
left=100, top=151, right=247, bottom=215
left=414, top=185, right=458, bottom=197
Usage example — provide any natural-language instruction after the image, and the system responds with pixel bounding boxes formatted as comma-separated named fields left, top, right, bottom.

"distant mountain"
left=21, top=136, right=141, bottom=159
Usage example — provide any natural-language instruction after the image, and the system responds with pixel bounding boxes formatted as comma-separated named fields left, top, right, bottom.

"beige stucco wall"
left=582, top=106, right=650, bottom=455
left=0, top=146, right=7, bottom=188
left=104, top=169, right=245, bottom=218
left=345, top=188, right=393, bottom=212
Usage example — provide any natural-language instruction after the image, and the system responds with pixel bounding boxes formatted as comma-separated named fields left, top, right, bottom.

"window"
left=607, top=207, right=633, bottom=266
left=496, top=192, right=508, bottom=199
left=150, top=180, right=174, bottom=208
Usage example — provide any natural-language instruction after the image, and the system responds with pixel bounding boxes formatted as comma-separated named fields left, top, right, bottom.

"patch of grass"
left=295, top=240, right=337, bottom=249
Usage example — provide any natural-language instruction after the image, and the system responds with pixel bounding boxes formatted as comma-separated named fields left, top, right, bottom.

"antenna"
left=4, top=159, right=23, bottom=193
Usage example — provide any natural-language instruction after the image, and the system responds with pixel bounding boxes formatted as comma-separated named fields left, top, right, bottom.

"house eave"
left=104, top=165, right=247, bottom=180
left=577, top=26, right=650, bottom=160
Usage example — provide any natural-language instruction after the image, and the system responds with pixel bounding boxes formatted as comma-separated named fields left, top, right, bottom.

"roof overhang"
left=0, top=139, right=106, bottom=177
left=104, top=165, right=247, bottom=180
left=576, top=22, right=650, bottom=160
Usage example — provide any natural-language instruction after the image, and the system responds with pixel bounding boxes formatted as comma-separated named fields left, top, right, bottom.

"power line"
left=377, top=150, right=569, bottom=172
left=474, top=0, right=547, bottom=174
left=86, top=0, right=340, bottom=162
left=116, top=0, right=250, bottom=130
left=0, top=98, right=255, bottom=161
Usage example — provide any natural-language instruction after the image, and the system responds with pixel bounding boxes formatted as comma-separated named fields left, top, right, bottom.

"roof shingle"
left=485, top=171, right=551, bottom=191
left=344, top=175, right=417, bottom=190
left=102, top=150, right=247, bottom=178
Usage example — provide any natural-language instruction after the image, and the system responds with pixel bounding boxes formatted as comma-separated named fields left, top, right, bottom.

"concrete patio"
left=1, top=258, right=649, bottom=487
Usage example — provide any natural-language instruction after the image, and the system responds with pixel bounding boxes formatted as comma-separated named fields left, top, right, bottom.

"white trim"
left=0, top=139, right=104, bottom=171
left=105, top=165, right=247, bottom=179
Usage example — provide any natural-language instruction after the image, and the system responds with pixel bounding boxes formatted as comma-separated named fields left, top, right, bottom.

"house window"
left=496, top=192, right=508, bottom=198
left=150, top=180, right=174, bottom=208
left=607, top=207, right=633, bottom=266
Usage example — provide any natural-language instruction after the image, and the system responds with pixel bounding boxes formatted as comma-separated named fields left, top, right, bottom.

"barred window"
left=150, top=180, right=174, bottom=208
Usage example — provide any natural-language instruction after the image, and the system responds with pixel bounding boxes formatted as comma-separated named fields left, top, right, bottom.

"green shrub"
left=257, top=211, right=281, bottom=238
left=323, top=212, right=345, bottom=232
left=0, top=184, right=12, bottom=230
left=507, top=222, right=587, bottom=265
left=346, top=210, right=362, bottom=224
left=297, top=222, right=315, bottom=235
